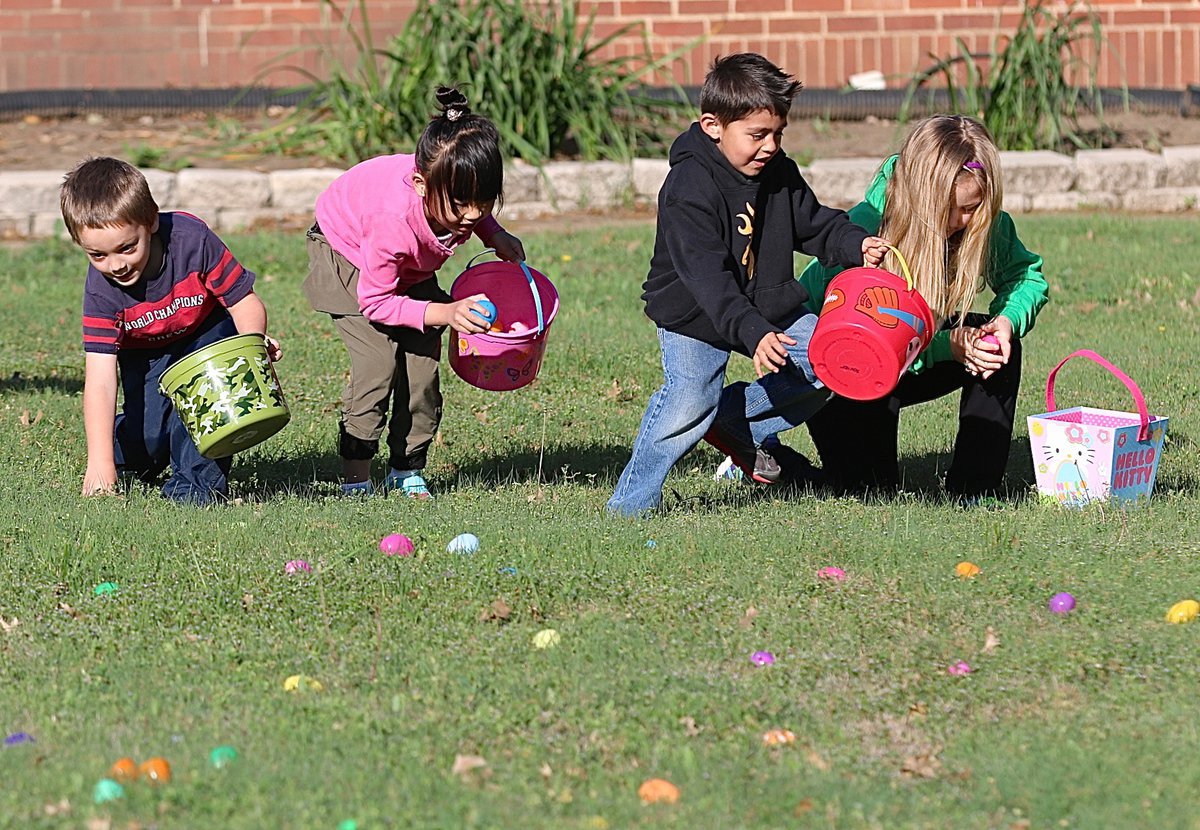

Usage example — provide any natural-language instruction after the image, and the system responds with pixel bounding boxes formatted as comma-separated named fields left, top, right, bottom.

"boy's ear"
left=151, top=215, right=160, bottom=234
left=699, top=113, right=723, bottom=141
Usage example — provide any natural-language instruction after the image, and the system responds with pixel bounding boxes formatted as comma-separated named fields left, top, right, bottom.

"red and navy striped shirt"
left=82, top=212, right=255, bottom=354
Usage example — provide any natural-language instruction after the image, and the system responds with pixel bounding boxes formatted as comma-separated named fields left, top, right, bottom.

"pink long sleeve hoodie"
left=314, top=153, right=503, bottom=330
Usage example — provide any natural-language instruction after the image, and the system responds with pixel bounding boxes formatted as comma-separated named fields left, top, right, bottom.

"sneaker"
left=384, top=471, right=433, bottom=500
left=339, top=480, right=375, bottom=497
left=702, top=422, right=783, bottom=484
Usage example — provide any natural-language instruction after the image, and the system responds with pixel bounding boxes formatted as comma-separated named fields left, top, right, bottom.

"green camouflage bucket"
left=159, top=333, right=290, bottom=459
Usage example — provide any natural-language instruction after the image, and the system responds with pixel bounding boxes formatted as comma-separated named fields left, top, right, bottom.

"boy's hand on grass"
left=82, top=463, right=118, bottom=497
left=862, top=236, right=890, bottom=267
left=753, top=331, right=796, bottom=378
left=490, top=231, right=526, bottom=264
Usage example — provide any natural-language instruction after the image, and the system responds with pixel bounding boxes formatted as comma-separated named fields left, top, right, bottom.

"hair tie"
left=446, top=107, right=464, bottom=122
left=963, top=161, right=984, bottom=171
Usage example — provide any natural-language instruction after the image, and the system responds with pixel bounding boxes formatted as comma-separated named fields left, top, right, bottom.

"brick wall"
left=0, top=0, right=1196, bottom=93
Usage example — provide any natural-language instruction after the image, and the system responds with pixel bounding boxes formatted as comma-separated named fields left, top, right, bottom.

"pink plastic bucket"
left=808, top=247, right=935, bottom=401
left=448, top=253, right=559, bottom=391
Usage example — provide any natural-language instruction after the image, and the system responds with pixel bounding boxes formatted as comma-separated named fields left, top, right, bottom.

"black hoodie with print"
left=641, top=122, right=870, bottom=357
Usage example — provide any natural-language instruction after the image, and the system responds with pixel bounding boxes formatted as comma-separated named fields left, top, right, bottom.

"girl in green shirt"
left=798, top=115, right=1049, bottom=500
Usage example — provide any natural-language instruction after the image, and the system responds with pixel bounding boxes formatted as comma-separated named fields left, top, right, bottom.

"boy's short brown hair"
left=60, top=156, right=159, bottom=243
left=699, top=53, right=803, bottom=125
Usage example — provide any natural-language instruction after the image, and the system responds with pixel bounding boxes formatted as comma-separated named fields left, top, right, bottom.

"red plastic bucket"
left=808, top=247, right=935, bottom=401
left=448, top=252, right=559, bottom=392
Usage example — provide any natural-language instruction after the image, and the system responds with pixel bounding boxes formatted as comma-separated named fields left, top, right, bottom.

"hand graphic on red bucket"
left=809, top=246, right=935, bottom=401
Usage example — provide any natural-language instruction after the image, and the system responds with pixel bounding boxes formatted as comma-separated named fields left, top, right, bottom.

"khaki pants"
left=304, top=226, right=449, bottom=470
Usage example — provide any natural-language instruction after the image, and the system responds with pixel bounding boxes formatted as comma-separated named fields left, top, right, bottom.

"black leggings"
left=806, top=313, right=1022, bottom=497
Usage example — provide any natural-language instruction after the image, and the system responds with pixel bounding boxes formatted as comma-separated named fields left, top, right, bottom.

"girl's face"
left=947, top=176, right=983, bottom=236
left=412, top=171, right=495, bottom=238
left=424, top=197, right=495, bottom=238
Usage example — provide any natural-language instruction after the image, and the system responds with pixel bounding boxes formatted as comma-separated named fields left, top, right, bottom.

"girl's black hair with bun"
left=414, top=86, right=504, bottom=213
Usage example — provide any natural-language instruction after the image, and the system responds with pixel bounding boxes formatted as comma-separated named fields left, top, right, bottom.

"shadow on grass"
left=0, top=372, right=83, bottom=397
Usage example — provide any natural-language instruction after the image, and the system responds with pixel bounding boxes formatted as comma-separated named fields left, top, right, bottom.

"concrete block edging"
left=4, top=146, right=1198, bottom=239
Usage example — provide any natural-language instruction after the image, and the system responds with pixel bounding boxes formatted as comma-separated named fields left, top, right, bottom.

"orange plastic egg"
left=955, top=561, right=981, bottom=579
left=637, top=778, right=680, bottom=804
left=109, top=757, right=138, bottom=782
left=138, top=757, right=172, bottom=784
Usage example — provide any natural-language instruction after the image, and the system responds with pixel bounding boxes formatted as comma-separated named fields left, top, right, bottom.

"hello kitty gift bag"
left=1027, top=350, right=1168, bottom=508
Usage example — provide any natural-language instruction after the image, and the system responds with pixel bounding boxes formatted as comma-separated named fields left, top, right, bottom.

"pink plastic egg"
left=379, top=533, right=415, bottom=556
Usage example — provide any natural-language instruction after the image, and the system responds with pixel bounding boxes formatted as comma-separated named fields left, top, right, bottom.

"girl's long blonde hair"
left=880, top=115, right=1002, bottom=326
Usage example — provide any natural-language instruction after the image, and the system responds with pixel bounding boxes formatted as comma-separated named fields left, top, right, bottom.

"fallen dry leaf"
left=678, top=716, right=701, bottom=737
left=451, top=754, right=488, bottom=777
left=983, top=626, right=1001, bottom=654
left=805, top=748, right=831, bottom=770
left=900, top=748, right=943, bottom=779
left=43, top=798, right=70, bottom=816
left=737, top=606, right=759, bottom=629
left=0, top=616, right=18, bottom=633
left=85, top=818, right=110, bottom=830
left=479, top=598, right=511, bottom=623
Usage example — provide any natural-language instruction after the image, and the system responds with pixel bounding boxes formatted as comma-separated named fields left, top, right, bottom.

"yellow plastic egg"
left=1165, top=599, right=1200, bottom=624
left=638, top=777, right=680, bottom=804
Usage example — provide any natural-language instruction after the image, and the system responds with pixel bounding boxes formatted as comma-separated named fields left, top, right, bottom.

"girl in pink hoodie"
left=304, top=87, right=524, bottom=497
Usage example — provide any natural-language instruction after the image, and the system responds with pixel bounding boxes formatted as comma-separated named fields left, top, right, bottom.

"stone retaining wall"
left=4, top=146, right=1199, bottom=240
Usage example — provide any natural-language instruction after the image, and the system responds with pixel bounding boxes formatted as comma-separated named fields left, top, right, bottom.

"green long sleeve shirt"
left=798, top=155, right=1049, bottom=373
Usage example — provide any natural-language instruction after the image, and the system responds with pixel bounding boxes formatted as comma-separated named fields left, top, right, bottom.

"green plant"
left=256, top=0, right=694, bottom=165
left=123, top=142, right=193, bottom=171
left=901, top=0, right=1121, bottom=151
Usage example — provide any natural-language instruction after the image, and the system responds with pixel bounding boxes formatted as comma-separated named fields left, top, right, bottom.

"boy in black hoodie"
left=607, top=53, right=887, bottom=517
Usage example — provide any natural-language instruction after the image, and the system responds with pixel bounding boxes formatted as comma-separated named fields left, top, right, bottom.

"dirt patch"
left=4, top=107, right=1199, bottom=174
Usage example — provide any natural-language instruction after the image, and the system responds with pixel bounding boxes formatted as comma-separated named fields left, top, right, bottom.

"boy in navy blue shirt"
left=607, top=54, right=888, bottom=517
left=62, top=156, right=281, bottom=505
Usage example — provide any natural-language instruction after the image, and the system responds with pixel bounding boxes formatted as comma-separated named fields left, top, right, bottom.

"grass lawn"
left=2, top=213, right=1199, bottom=829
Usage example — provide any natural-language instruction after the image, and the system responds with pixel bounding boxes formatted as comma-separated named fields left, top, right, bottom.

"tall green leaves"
left=901, top=0, right=1120, bottom=151
left=261, top=0, right=692, bottom=165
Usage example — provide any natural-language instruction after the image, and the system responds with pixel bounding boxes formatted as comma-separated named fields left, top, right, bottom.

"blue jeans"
left=114, top=313, right=238, bottom=506
left=714, top=313, right=831, bottom=448
left=607, top=315, right=829, bottom=517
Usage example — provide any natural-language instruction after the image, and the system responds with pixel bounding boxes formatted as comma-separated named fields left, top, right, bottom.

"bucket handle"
left=463, top=249, right=546, bottom=336
left=1045, top=349, right=1151, bottom=442
left=884, top=244, right=915, bottom=291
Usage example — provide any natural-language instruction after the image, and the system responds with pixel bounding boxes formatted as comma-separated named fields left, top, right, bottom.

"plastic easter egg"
left=750, top=650, right=775, bottom=666
left=532, top=628, right=561, bottom=649
left=980, top=334, right=999, bottom=346
left=139, top=757, right=172, bottom=784
left=379, top=533, right=415, bottom=556
left=761, top=728, right=796, bottom=745
left=209, top=745, right=238, bottom=769
left=509, top=321, right=529, bottom=333
left=471, top=299, right=497, bottom=325
left=284, top=559, right=311, bottom=574
left=817, top=566, right=846, bottom=581
left=638, top=777, right=680, bottom=804
left=645, top=539, right=657, bottom=549
left=498, top=566, right=518, bottom=576
left=947, top=660, right=972, bottom=675
left=92, top=778, right=125, bottom=804
left=3, top=732, right=34, bottom=746
left=955, top=561, right=981, bottom=579
left=1049, top=592, right=1076, bottom=614
left=94, top=582, right=119, bottom=596
left=337, top=822, right=359, bottom=830
left=1165, top=599, right=1200, bottom=624
left=283, top=674, right=324, bottom=693
left=447, top=533, right=480, bottom=555
left=109, top=757, right=138, bottom=782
